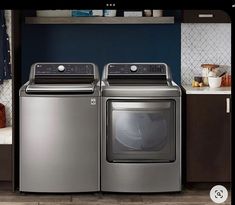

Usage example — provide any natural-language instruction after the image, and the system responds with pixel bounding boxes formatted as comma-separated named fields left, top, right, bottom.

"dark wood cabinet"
left=185, top=94, right=231, bottom=182
left=0, top=145, right=12, bottom=181
left=183, top=10, right=231, bottom=23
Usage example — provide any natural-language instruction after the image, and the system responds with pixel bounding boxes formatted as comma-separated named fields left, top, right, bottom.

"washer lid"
left=25, top=62, right=99, bottom=94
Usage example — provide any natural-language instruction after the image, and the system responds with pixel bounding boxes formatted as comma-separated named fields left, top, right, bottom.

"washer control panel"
left=108, top=64, right=167, bottom=75
left=35, top=63, right=94, bottom=75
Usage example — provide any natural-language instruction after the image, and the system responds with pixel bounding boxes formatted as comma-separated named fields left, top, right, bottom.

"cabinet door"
left=0, top=145, right=12, bottom=181
left=183, top=10, right=231, bottom=23
left=186, top=95, right=231, bottom=182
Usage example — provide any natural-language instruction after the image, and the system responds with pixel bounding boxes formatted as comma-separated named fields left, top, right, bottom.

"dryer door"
left=107, top=100, right=176, bottom=162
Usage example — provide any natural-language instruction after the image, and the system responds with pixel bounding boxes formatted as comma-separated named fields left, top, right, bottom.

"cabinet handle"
left=198, top=14, right=214, bottom=18
left=226, top=98, right=230, bottom=113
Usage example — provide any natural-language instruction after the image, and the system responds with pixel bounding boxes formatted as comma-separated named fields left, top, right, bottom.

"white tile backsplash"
left=181, top=23, right=231, bottom=85
left=0, top=10, right=12, bottom=126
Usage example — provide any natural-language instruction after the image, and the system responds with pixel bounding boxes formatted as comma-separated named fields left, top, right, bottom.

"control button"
left=130, top=65, right=138, bottom=72
left=58, top=65, right=65, bottom=72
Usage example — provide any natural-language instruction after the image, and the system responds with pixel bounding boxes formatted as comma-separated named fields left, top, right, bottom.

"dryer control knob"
left=130, top=65, right=138, bottom=72
left=58, top=65, right=65, bottom=72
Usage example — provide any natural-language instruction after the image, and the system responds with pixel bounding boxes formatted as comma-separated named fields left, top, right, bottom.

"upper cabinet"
left=183, top=10, right=231, bottom=23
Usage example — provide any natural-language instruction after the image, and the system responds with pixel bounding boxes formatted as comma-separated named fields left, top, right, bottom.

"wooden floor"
left=0, top=183, right=231, bottom=205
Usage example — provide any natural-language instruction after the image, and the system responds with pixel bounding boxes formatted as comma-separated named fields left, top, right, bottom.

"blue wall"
left=21, top=24, right=181, bottom=84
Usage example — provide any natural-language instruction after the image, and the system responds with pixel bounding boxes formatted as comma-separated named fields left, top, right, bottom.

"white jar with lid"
left=201, top=64, right=219, bottom=86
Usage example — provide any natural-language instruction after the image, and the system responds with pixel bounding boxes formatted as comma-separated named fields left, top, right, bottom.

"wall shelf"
left=25, top=17, right=175, bottom=24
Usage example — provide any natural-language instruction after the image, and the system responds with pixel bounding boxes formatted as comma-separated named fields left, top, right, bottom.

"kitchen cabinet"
left=183, top=10, right=231, bottom=23
left=183, top=90, right=231, bottom=182
left=0, top=145, right=12, bottom=181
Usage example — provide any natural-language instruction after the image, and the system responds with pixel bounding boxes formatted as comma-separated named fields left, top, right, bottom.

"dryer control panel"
left=105, top=63, right=171, bottom=85
left=108, top=64, right=167, bottom=75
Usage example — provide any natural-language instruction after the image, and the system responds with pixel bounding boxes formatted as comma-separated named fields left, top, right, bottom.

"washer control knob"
left=130, top=65, right=138, bottom=72
left=58, top=65, right=65, bottom=72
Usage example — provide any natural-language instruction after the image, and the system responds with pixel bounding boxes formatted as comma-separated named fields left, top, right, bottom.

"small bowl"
left=208, top=77, right=222, bottom=88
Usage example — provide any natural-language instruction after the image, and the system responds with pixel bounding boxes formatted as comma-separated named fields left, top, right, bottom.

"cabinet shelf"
left=25, top=16, right=175, bottom=24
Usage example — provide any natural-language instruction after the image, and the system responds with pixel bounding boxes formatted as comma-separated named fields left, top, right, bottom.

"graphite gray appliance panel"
left=101, top=96, right=182, bottom=193
left=20, top=96, right=99, bottom=192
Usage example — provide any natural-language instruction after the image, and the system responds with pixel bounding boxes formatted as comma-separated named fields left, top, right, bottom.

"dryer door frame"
left=106, top=99, right=176, bottom=163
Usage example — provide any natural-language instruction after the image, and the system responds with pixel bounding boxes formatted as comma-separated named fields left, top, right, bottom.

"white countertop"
left=182, top=85, right=231, bottom=94
left=0, top=127, right=12, bottom=144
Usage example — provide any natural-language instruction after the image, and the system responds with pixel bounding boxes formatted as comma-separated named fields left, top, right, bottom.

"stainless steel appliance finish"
left=20, top=63, right=100, bottom=193
left=101, top=63, right=181, bottom=193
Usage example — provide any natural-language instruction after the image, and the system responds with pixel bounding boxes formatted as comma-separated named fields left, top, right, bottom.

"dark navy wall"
left=21, top=24, right=181, bottom=84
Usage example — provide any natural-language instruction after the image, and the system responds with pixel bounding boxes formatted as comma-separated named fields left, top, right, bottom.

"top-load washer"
left=19, top=63, right=100, bottom=193
left=101, top=63, right=181, bottom=193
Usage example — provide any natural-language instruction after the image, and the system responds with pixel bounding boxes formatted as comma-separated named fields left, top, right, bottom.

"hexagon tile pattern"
left=181, top=23, right=231, bottom=85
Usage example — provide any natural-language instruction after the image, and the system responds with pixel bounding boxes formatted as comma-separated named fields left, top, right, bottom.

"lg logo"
left=214, top=189, right=223, bottom=198
left=210, top=185, right=228, bottom=204
left=90, top=98, right=96, bottom=105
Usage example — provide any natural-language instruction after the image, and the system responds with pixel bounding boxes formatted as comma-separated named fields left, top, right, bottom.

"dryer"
left=101, top=63, right=181, bottom=192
